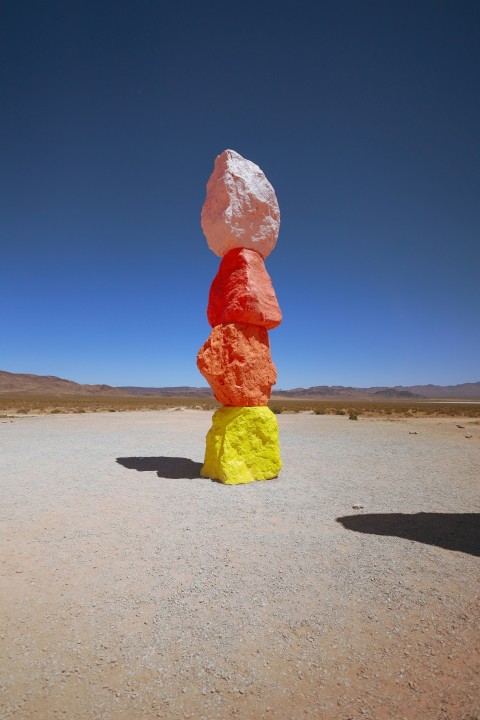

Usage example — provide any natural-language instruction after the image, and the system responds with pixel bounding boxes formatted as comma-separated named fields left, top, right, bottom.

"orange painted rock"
left=207, top=248, right=282, bottom=330
left=197, top=323, right=277, bottom=406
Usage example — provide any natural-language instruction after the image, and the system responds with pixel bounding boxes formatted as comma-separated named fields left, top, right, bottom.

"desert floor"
left=1, top=410, right=479, bottom=720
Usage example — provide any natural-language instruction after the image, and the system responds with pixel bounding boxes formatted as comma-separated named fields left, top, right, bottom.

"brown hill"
left=273, top=385, right=368, bottom=398
left=0, top=371, right=127, bottom=396
left=371, top=389, right=423, bottom=399
left=393, top=382, right=480, bottom=399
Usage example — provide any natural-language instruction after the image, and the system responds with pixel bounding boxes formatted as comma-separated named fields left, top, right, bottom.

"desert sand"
left=1, top=410, right=479, bottom=719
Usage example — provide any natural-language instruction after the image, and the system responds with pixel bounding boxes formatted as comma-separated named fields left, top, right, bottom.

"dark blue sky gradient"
left=1, top=1, right=479, bottom=387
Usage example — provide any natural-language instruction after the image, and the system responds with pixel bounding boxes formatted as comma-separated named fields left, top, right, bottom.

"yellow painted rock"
left=201, top=406, right=281, bottom=485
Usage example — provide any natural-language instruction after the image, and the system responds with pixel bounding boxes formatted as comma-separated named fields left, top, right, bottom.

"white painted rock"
left=201, top=149, right=280, bottom=258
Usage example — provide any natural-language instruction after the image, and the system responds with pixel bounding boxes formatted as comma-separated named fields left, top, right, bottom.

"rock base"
left=201, top=406, right=282, bottom=485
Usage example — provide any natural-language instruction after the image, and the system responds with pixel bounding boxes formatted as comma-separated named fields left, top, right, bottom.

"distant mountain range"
left=0, top=370, right=125, bottom=396
left=272, top=383, right=480, bottom=399
left=120, top=385, right=213, bottom=397
left=1, top=370, right=479, bottom=399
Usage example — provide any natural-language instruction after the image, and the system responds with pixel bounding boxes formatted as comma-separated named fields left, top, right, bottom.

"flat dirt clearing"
left=1, top=411, right=479, bottom=720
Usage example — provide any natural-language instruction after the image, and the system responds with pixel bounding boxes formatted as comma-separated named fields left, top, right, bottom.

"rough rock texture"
left=207, top=247, right=282, bottom=330
left=196, top=323, right=276, bottom=406
left=201, top=149, right=280, bottom=258
left=201, top=406, right=282, bottom=484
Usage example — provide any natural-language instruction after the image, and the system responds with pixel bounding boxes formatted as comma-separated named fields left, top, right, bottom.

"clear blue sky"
left=1, top=1, right=479, bottom=388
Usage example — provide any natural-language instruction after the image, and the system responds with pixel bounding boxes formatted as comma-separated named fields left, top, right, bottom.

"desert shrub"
left=314, top=409, right=325, bottom=415
left=348, top=412, right=358, bottom=420
left=272, top=406, right=283, bottom=414
left=335, top=409, right=346, bottom=416
left=50, top=408, right=61, bottom=414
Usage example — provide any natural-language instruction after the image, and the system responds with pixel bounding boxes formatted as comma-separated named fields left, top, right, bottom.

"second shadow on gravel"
left=117, top=456, right=203, bottom=479
left=336, top=512, right=480, bottom=557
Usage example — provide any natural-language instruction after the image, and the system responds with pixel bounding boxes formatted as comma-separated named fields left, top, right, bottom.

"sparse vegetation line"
left=1, top=394, right=479, bottom=418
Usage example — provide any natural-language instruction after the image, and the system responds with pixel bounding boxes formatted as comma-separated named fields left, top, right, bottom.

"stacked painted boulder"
left=197, top=149, right=282, bottom=484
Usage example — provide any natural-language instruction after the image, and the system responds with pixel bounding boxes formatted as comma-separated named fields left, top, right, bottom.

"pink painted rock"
left=201, top=149, right=280, bottom=258
left=196, top=323, right=277, bottom=406
left=207, top=248, right=282, bottom=330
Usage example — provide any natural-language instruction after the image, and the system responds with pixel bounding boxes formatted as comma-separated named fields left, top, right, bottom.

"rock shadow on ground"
left=336, top=512, right=480, bottom=557
left=116, top=456, right=203, bottom=480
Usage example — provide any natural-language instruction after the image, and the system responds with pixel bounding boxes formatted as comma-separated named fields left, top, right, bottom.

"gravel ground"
left=0, top=410, right=479, bottom=720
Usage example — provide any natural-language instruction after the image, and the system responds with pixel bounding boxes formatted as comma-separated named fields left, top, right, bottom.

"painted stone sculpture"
left=197, top=322, right=276, bottom=407
left=201, top=149, right=280, bottom=259
left=202, top=407, right=282, bottom=485
left=207, top=248, right=282, bottom=330
left=198, top=149, right=282, bottom=484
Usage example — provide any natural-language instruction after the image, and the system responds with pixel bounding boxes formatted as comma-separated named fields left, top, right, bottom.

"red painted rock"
left=207, top=248, right=282, bottom=330
left=197, top=323, right=277, bottom=406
